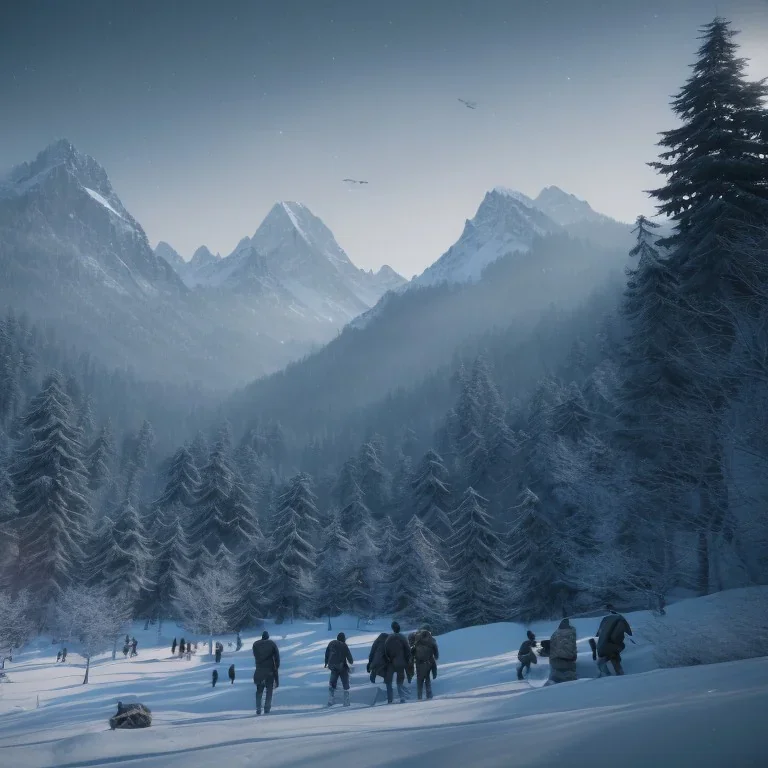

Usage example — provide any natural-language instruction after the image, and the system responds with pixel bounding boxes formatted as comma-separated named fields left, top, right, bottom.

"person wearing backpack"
left=412, top=627, right=439, bottom=701
left=383, top=621, right=411, bottom=704
left=252, top=631, right=280, bottom=715
left=517, top=630, right=538, bottom=680
left=324, top=632, right=354, bottom=707
left=367, top=632, right=388, bottom=683
left=595, top=606, right=633, bottom=676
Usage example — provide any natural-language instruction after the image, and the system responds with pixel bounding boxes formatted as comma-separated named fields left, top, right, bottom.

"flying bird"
left=343, top=178, right=369, bottom=184
left=458, top=98, right=477, bottom=110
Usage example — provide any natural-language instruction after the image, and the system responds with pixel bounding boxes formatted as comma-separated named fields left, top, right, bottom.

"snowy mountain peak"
left=534, top=186, right=605, bottom=226
left=416, top=187, right=561, bottom=287
left=189, top=246, right=219, bottom=268
left=154, top=241, right=186, bottom=270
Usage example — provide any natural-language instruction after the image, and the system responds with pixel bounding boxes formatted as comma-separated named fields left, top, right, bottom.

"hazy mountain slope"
left=229, top=231, right=627, bottom=438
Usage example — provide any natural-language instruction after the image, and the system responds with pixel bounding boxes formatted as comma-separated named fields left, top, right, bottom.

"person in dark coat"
left=517, top=630, right=538, bottom=680
left=179, top=638, right=186, bottom=655
left=215, top=643, right=222, bottom=664
left=367, top=632, right=388, bottom=683
left=546, top=619, right=577, bottom=685
left=228, top=664, right=236, bottom=684
left=171, top=638, right=177, bottom=655
left=252, top=631, right=280, bottom=715
left=325, top=632, right=354, bottom=706
left=595, top=606, right=633, bottom=676
left=412, top=627, right=439, bottom=701
left=130, top=638, right=138, bottom=657
left=56, top=650, right=62, bottom=663
left=123, top=643, right=130, bottom=658
left=383, top=621, right=411, bottom=704
left=212, top=669, right=218, bottom=687
left=61, top=648, right=67, bottom=662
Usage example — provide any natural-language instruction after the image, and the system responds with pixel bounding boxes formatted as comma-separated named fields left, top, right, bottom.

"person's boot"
left=597, top=658, right=610, bottom=678
left=343, top=689, right=350, bottom=707
left=516, top=664, right=524, bottom=681
left=611, top=658, right=624, bottom=676
left=328, top=686, right=336, bottom=706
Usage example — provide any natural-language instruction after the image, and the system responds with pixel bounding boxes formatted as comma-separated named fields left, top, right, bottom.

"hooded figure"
left=325, top=632, right=354, bottom=707
left=412, top=627, right=439, bottom=701
left=383, top=621, right=412, bottom=704
left=596, top=608, right=633, bottom=676
left=252, top=631, right=280, bottom=715
left=546, top=619, right=577, bottom=685
left=179, top=638, right=186, bottom=655
left=212, top=669, right=218, bottom=687
left=171, top=638, right=177, bottom=655
left=368, top=632, right=389, bottom=683
left=228, top=664, right=236, bottom=683
left=517, top=630, right=538, bottom=680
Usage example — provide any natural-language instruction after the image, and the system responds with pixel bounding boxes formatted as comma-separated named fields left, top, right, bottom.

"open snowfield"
left=2, top=589, right=768, bottom=767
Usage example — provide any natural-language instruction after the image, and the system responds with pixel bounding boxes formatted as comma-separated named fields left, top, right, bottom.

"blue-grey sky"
left=2, top=0, right=767, bottom=277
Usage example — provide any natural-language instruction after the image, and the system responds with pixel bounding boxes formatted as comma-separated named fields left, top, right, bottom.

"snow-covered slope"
left=154, top=240, right=186, bottom=272
left=1, top=589, right=766, bottom=768
left=416, top=187, right=561, bottom=287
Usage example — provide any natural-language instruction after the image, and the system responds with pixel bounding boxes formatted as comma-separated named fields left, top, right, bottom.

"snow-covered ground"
left=1, top=589, right=767, bottom=767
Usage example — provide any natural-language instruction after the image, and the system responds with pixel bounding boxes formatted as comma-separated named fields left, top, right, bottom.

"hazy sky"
left=2, top=1, right=767, bottom=277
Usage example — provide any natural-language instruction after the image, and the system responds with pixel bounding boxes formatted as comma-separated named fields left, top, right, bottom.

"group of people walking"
left=516, top=605, right=633, bottom=684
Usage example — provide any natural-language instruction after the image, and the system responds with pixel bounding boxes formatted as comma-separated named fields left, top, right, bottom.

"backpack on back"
left=414, top=633, right=434, bottom=663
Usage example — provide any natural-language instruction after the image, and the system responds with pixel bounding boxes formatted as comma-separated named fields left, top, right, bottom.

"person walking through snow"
left=179, top=638, right=186, bottom=656
left=228, top=664, right=236, bottom=684
left=412, top=626, right=439, bottom=701
left=517, top=630, right=538, bottom=680
left=212, top=669, right=218, bottom=687
left=545, top=619, right=577, bottom=685
left=171, top=638, right=177, bottom=655
left=325, top=632, right=354, bottom=707
left=367, top=632, right=388, bottom=683
left=383, top=621, right=411, bottom=704
left=252, top=631, right=280, bottom=715
left=595, top=606, right=633, bottom=676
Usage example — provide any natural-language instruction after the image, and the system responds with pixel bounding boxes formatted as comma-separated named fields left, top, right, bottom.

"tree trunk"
left=112, top=636, right=118, bottom=660
left=209, top=634, right=213, bottom=657
left=83, top=655, right=90, bottom=685
left=697, top=529, right=709, bottom=596
left=157, top=616, right=163, bottom=640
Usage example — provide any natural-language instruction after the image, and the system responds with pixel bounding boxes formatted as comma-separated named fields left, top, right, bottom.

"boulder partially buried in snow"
left=109, top=701, right=152, bottom=730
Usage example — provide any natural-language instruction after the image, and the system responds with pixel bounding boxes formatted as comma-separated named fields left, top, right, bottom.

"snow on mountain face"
left=534, top=185, right=609, bottom=226
left=0, top=139, right=183, bottom=295
left=195, top=201, right=406, bottom=324
left=416, top=187, right=561, bottom=287
left=154, top=241, right=185, bottom=271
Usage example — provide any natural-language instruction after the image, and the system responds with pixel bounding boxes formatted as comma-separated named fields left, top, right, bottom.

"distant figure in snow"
left=228, top=664, right=236, bottom=684
left=56, top=650, right=62, bottom=663
left=212, top=669, right=218, bottom=687
left=383, top=621, right=411, bottom=704
left=235, top=632, right=243, bottom=652
left=412, top=626, right=439, bottom=701
left=171, top=638, right=177, bottom=655
left=179, top=638, right=186, bottom=656
left=252, top=631, right=280, bottom=715
left=123, top=643, right=130, bottom=658
left=325, top=632, right=354, bottom=707
left=517, top=630, right=538, bottom=680
left=545, top=619, right=577, bottom=685
left=61, top=648, right=67, bottom=663
left=215, top=642, right=223, bottom=664
left=125, top=634, right=130, bottom=646
left=130, top=638, right=138, bottom=657
left=595, top=606, right=633, bottom=677
left=367, top=632, right=388, bottom=684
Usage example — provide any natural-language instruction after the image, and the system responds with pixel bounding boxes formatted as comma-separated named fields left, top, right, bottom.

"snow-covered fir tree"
left=0, top=462, right=18, bottom=583
left=191, top=439, right=235, bottom=556
left=387, top=515, right=451, bottom=630
left=154, top=445, right=200, bottom=512
left=11, top=372, right=92, bottom=608
left=447, top=487, right=509, bottom=627
left=86, top=420, right=116, bottom=493
left=314, top=511, right=352, bottom=629
left=229, top=527, right=269, bottom=631
left=263, top=473, right=319, bottom=622
left=339, top=522, right=380, bottom=623
left=411, top=448, right=453, bottom=541
left=357, top=437, right=390, bottom=518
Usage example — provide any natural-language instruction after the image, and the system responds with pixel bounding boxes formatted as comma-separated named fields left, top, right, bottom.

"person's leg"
left=424, top=667, right=433, bottom=700
left=384, top=666, right=395, bottom=703
left=264, top=676, right=274, bottom=713
left=341, top=669, right=350, bottom=706
left=597, top=657, right=610, bottom=677
left=416, top=665, right=425, bottom=700
left=610, top=654, right=624, bottom=675
left=396, top=668, right=407, bottom=702
left=328, top=669, right=339, bottom=704
left=256, top=679, right=264, bottom=713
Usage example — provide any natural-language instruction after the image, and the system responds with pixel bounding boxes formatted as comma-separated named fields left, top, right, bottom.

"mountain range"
left=0, top=141, right=404, bottom=387
left=0, top=140, right=630, bottom=395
